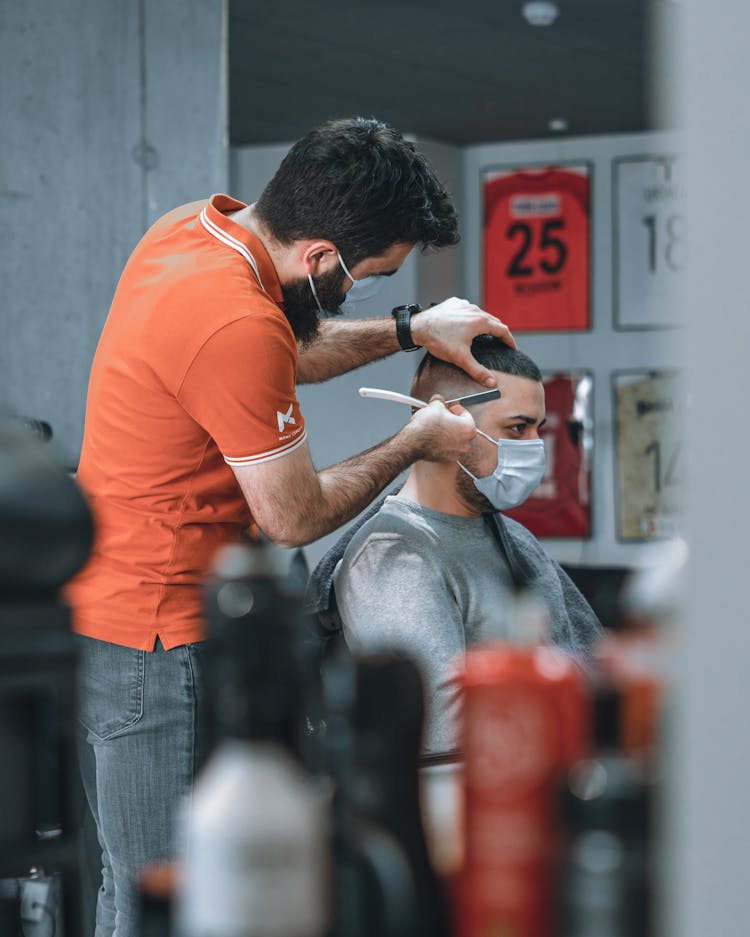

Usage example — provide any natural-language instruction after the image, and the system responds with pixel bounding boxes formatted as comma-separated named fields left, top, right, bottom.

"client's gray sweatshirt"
left=322, top=495, right=601, bottom=755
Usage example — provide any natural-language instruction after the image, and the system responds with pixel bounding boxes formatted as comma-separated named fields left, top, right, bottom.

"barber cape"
left=304, top=490, right=602, bottom=658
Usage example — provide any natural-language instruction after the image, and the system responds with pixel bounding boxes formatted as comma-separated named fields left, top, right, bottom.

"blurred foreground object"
left=325, top=652, right=450, bottom=937
left=456, top=598, right=591, bottom=937
left=0, top=419, right=92, bottom=592
left=620, top=537, right=686, bottom=632
left=557, top=540, right=683, bottom=937
left=559, top=685, right=654, bottom=937
left=0, top=419, right=94, bottom=934
left=176, top=539, right=445, bottom=937
left=177, top=541, right=328, bottom=937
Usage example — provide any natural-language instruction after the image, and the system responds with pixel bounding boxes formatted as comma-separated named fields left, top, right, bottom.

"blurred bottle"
left=179, top=739, right=328, bottom=937
left=137, top=863, right=177, bottom=937
left=601, top=537, right=684, bottom=760
left=176, top=541, right=329, bottom=937
left=593, top=630, right=664, bottom=762
left=456, top=589, right=591, bottom=937
left=558, top=685, right=653, bottom=937
left=201, top=541, right=309, bottom=754
left=554, top=543, right=682, bottom=937
left=322, top=650, right=425, bottom=937
left=350, top=653, right=451, bottom=937
left=418, top=757, right=465, bottom=884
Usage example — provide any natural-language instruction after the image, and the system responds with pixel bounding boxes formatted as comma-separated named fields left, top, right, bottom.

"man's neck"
left=398, top=462, right=479, bottom=518
left=227, top=202, right=262, bottom=237
left=227, top=204, right=297, bottom=283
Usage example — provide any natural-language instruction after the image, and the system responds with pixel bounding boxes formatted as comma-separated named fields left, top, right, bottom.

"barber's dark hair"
left=254, top=117, right=459, bottom=266
left=414, top=334, right=543, bottom=390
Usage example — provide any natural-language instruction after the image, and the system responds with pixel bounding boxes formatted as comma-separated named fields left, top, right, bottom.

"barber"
left=67, top=116, right=515, bottom=937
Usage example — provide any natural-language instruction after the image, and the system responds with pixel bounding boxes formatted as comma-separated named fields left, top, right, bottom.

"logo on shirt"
left=277, top=405, right=297, bottom=433
left=510, top=193, right=561, bottom=218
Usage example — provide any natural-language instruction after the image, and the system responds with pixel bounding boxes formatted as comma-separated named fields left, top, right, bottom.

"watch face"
left=392, top=303, right=421, bottom=316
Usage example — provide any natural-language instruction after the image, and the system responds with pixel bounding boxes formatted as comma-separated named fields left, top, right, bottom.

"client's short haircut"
left=412, top=335, right=542, bottom=401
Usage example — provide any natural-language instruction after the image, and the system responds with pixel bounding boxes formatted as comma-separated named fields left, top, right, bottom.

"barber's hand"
left=403, top=396, right=477, bottom=463
left=409, top=298, right=516, bottom=388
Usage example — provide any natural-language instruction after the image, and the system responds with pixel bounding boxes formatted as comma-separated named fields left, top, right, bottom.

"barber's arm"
left=297, top=297, right=516, bottom=387
left=230, top=400, right=475, bottom=548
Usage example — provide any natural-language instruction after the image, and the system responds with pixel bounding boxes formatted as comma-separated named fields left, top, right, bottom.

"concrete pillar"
left=0, top=0, right=227, bottom=468
left=667, top=3, right=750, bottom=936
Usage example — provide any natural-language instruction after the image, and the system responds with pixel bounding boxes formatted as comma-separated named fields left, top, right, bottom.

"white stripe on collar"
left=200, top=207, right=266, bottom=292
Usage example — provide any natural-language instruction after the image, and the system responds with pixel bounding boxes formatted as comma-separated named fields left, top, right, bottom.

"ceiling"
left=229, top=0, right=678, bottom=147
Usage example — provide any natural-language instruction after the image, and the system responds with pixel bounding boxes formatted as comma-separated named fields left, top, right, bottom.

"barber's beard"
left=281, top=267, right=347, bottom=347
left=455, top=460, right=496, bottom=515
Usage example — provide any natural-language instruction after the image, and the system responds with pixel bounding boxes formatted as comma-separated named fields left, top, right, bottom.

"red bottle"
left=456, top=644, right=590, bottom=937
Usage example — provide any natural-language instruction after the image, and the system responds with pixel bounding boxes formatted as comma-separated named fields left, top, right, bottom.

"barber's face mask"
left=337, top=254, right=386, bottom=309
left=458, top=430, right=546, bottom=512
left=308, top=252, right=386, bottom=315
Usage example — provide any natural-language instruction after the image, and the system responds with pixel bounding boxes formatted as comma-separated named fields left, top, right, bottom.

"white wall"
left=232, top=133, right=679, bottom=571
left=413, top=139, right=463, bottom=306
left=462, top=132, right=681, bottom=570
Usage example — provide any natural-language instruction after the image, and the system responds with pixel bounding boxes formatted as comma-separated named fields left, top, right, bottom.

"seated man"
left=307, top=337, right=601, bottom=755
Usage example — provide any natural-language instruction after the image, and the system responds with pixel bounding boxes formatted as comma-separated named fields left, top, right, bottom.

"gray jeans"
left=76, top=635, right=210, bottom=937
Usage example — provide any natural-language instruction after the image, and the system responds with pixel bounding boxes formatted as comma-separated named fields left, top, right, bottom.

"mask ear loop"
left=456, top=428, right=498, bottom=479
left=337, top=253, right=356, bottom=286
left=456, top=461, right=477, bottom=480
left=307, top=274, right=325, bottom=316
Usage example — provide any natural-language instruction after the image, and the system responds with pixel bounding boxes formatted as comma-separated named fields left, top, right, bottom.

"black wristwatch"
left=391, top=303, right=422, bottom=352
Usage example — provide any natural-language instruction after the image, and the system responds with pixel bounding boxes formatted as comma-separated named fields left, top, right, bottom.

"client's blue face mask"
left=458, top=431, right=546, bottom=511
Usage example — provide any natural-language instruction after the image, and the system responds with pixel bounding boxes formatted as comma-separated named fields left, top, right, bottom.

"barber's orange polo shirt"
left=68, top=194, right=306, bottom=650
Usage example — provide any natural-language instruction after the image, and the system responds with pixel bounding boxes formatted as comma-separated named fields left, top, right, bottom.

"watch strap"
left=392, top=304, right=421, bottom=352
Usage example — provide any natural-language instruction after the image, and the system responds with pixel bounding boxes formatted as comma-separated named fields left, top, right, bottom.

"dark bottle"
left=323, top=650, right=450, bottom=937
left=558, top=685, right=654, bottom=937
left=201, top=541, right=310, bottom=755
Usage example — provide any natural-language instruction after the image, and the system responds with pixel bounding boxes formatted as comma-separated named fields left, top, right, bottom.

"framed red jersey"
left=505, top=372, right=593, bottom=538
left=482, top=164, right=591, bottom=331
